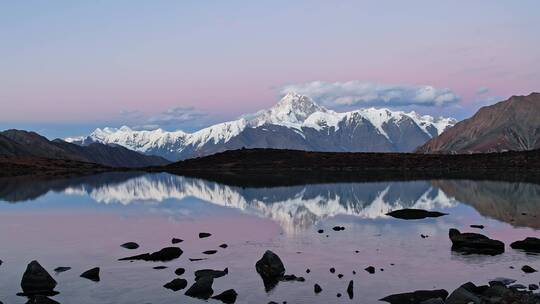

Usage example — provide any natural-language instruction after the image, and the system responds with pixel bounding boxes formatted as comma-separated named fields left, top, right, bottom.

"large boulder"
left=255, top=250, right=286, bottom=292
left=445, top=286, right=481, bottom=304
left=185, top=275, right=214, bottom=299
left=255, top=251, right=285, bottom=279
left=380, top=289, right=449, bottom=304
left=20, top=261, right=58, bottom=296
left=449, top=228, right=504, bottom=255
left=510, top=237, right=540, bottom=253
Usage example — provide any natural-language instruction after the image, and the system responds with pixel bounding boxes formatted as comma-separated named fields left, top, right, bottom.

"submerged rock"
left=510, top=237, right=540, bottom=253
left=199, top=232, right=212, bottom=239
left=120, top=242, right=139, bottom=250
left=380, top=289, right=449, bottom=304
left=53, top=267, right=71, bottom=274
left=347, top=280, right=354, bottom=299
left=185, top=275, right=214, bottom=299
left=119, top=247, right=183, bottom=262
left=212, top=289, right=238, bottom=304
left=521, top=265, right=537, bottom=273
left=80, top=267, right=100, bottom=282
left=470, top=225, right=484, bottom=229
left=175, top=267, right=185, bottom=276
left=386, top=209, right=447, bottom=220
left=163, top=278, right=187, bottom=291
left=203, top=250, right=218, bottom=255
left=448, top=228, right=504, bottom=255
left=24, top=295, right=60, bottom=304
left=489, top=277, right=516, bottom=286
left=189, top=258, right=207, bottom=262
left=194, top=268, right=228, bottom=281
left=153, top=266, right=167, bottom=270
left=332, top=226, right=345, bottom=231
left=20, top=261, right=58, bottom=296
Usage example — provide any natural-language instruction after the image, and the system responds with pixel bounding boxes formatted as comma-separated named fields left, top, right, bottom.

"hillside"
left=0, top=129, right=170, bottom=168
left=417, top=92, right=540, bottom=153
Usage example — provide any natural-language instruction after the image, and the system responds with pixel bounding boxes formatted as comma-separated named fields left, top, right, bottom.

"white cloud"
left=476, top=87, right=489, bottom=95
left=117, top=106, right=208, bottom=130
left=148, top=106, right=207, bottom=127
left=280, top=81, right=460, bottom=108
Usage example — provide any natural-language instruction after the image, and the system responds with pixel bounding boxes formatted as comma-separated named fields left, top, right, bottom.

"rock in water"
left=153, top=266, right=167, bottom=270
left=386, top=209, right=447, bottom=220
left=194, top=268, right=228, bottom=281
left=255, top=250, right=286, bottom=292
left=24, top=295, right=60, bottom=304
left=521, top=265, right=537, bottom=273
left=212, top=289, right=238, bottom=304
left=199, top=232, right=212, bottom=238
left=365, top=266, right=375, bottom=274
left=445, top=285, right=481, bottom=304
left=256, top=250, right=285, bottom=279
left=171, top=238, right=183, bottom=244
left=53, top=267, right=71, bottom=274
left=185, top=275, right=214, bottom=299
left=203, top=250, right=218, bottom=255
left=448, top=228, right=504, bottom=255
left=20, top=261, right=58, bottom=296
left=347, top=280, right=354, bottom=299
left=314, top=283, right=322, bottom=294
left=80, top=267, right=100, bottom=282
left=470, top=225, right=484, bottom=229
left=163, top=278, right=188, bottom=291
left=175, top=267, right=185, bottom=276
left=380, top=289, right=449, bottom=304
left=219, top=244, right=228, bottom=249
left=510, top=237, right=540, bottom=253
left=120, top=242, right=139, bottom=249
left=119, top=247, right=183, bottom=262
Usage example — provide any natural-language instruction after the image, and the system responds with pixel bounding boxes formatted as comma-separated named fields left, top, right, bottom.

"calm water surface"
left=0, top=172, right=539, bottom=303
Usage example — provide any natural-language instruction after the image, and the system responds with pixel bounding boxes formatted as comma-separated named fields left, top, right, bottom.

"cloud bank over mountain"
left=280, top=81, right=461, bottom=108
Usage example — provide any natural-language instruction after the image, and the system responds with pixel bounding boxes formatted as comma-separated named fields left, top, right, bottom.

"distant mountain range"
left=418, top=92, right=540, bottom=153
left=0, top=130, right=169, bottom=168
left=66, top=92, right=456, bottom=160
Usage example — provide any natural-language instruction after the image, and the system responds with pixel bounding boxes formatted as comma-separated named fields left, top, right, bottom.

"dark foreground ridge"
left=0, top=155, right=110, bottom=178
left=157, top=148, right=540, bottom=185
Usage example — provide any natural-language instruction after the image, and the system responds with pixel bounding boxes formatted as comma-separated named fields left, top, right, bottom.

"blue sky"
left=1, top=1, right=539, bottom=138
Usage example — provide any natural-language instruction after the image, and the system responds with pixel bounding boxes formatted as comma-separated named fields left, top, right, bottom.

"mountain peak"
left=264, top=92, right=326, bottom=124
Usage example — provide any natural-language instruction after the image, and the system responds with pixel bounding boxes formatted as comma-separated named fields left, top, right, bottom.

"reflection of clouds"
left=64, top=174, right=457, bottom=233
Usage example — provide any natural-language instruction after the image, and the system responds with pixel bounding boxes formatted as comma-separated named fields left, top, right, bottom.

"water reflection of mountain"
left=434, top=180, right=540, bottom=229
left=1, top=173, right=456, bottom=232
left=3, top=173, right=540, bottom=231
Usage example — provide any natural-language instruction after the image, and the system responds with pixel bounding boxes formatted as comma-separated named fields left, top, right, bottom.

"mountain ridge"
left=67, top=92, right=456, bottom=160
left=0, top=129, right=170, bottom=168
left=417, top=92, right=540, bottom=153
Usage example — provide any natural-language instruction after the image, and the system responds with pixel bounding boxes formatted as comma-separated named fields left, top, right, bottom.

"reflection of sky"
left=1, top=174, right=540, bottom=303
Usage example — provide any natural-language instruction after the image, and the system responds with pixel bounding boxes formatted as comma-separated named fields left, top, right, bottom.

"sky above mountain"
left=1, top=1, right=539, bottom=139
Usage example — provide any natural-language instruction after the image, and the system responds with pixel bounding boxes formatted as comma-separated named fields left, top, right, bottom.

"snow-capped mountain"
left=67, top=92, right=456, bottom=160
